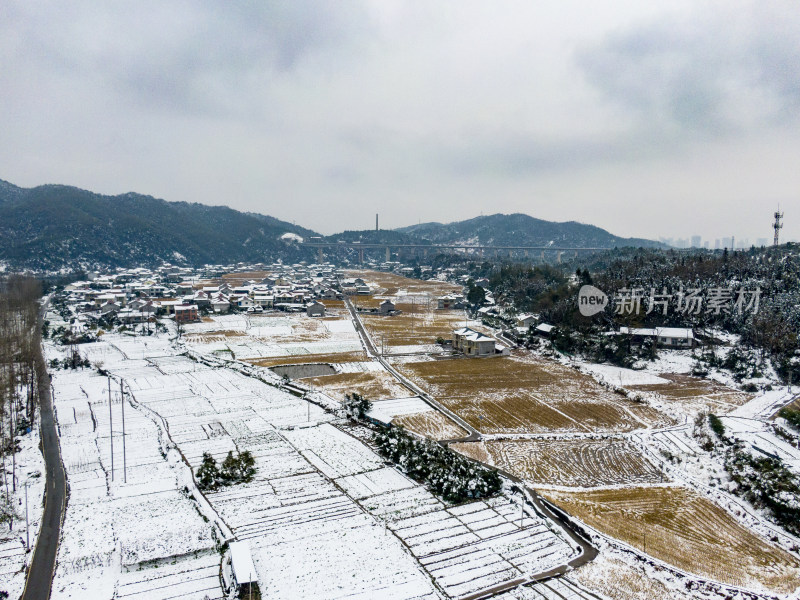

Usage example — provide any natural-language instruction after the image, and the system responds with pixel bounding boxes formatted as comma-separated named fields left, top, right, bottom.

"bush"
left=724, top=443, right=800, bottom=536
left=343, top=393, right=372, bottom=420
left=708, top=414, right=726, bottom=440
left=779, top=407, right=800, bottom=432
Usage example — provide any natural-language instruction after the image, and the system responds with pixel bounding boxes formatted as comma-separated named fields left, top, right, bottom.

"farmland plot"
left=55, top=329, right=586, bottom=599
left=568, top=554, right=686, bottom=600
left=302, top=369, right=410, bottom=401
left=50, top=367, right=220, bottom=600
left=395, top=356, right=669, bottom=434
left=494, top=576, right=601, bottom=599
left=540, top=486, right=800, bottom=594
left=346, top=270, right=462, bottom=299
left=361, top=308, right=487, bottom=354
left=183, top=313, right=363, bottom=362
left=629, top=374, right=752, bottom=415
left=452, top=439, right=664, bottom=488
left=393, top=411, right=470, bottom=441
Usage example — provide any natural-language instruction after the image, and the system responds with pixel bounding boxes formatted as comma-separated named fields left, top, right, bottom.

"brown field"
left=346, top=270, right=461, bottom=298
left=630, top=374, right=752, bottom=414
left=184, top=330, right=247, bottom=343
left=246, top=352, right=367, bottom=367
left=394, top=355, right=671, bottom=434
left=773, top=396, right=800, bottom=419
left=393, top=411, right=469, bottom=441
left=452, top=438, right=664, bottom=487
left=540, top=486, right=800, bottom=593
left=348, top=270, right=492, bottom=350
left=571, top=554, right=686, bottom=600
left=361, top=309, right=486, bottom=349
left=300, top=370, right=409, bottom=401
left=219, top=270, right=271, bottom=284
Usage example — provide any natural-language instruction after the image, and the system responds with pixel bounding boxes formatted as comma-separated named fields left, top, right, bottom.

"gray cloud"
left=0, top=1, right=798, bottom=243
left=577, top=3, right=800, bottom=134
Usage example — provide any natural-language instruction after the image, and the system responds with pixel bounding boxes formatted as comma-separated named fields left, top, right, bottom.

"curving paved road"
left=21, top=373, right=66, bottom=600
left=343, top=293, right=599, bottom=592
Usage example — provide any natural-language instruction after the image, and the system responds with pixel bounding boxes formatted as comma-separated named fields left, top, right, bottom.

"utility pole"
left=121, top=379, right=127, bottom=483
left=108, top=377, right=114, bottom=482
left=24, top=479, right=29, bottom=550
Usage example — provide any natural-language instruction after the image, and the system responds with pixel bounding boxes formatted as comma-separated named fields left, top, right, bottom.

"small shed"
left=229, top=541, right=258, bottom=596
left=306, top=301, right=326, bottom=317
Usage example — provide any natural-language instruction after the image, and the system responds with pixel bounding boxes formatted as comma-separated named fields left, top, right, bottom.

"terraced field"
left=540, top=486, right=800, bottom=593
left=301, top=370, right=410, bottom=401
left=393, top=411, right=469, bottom=441
left=453, top=439, right=664, bottom=487
left=629, top=374, right=752, bottom=415
left=395, top=355, right=671, bottom=434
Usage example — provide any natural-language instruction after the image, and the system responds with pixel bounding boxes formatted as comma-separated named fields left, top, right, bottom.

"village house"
left=211, top=294, right=231, bottom=313
left=616, top=327, right=697, bottom=348
left=452, top=327, right=497, bottom=357
left=175, top=304, right=199, bottom=324
left=306, top=301, right=326, bottom=317
left=378, top=299, right=396, bottom=315
left=515, top=313, right=538, bottom=329
left=437, top=295, right=466, bottom=309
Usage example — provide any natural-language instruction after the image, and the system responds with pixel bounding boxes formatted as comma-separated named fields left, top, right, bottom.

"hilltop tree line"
left=0, top=275, right=46, bottom=528
left=477, top=247, right=800, bottom=380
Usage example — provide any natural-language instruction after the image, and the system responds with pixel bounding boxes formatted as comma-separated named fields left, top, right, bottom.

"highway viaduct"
left=301, top=242, right=610, bottom=264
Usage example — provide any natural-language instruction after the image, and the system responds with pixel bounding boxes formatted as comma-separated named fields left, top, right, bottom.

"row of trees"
left=375, top=426, right=502, bottom=503
left=0, top=275, right=46, bottom=529
left=705, top=413, right=800, bottom=538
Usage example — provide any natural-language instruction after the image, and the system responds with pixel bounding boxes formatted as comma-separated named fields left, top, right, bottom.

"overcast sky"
left=2, top=1, right=799, bottom=243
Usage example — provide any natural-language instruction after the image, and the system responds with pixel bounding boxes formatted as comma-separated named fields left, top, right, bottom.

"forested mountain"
left=397, top=213, right=663, bottom=249
left=0, top=180, right=317, bottom=271
left=0, top=179, right=663, bottom=273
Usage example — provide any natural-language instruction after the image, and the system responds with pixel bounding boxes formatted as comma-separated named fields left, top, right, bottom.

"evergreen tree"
left=196, top=452, right=219, bottom=490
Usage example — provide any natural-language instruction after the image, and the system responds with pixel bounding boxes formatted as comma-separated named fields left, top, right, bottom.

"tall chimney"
left=376, top=214, right=379, bottom=232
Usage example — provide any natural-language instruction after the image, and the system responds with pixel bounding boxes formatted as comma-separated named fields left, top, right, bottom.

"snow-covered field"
left=40, top=313, right=581, bottom=600
left=38, top=283, right=800, bottom=600
left=49, top=368, right=220, bottom=599
left=367, top=396, right=434, bottom=424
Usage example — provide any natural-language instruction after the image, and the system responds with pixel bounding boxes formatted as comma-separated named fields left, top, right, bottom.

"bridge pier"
left=358, top=248, right=364, bottom=264
left=318, top=247, right=323, bottom=263
left=385, top=246, right=390, bottom=262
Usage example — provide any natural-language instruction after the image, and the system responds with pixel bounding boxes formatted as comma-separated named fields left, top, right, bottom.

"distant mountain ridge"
left=0, top=178, right=663, bottom=272
left=0, top=180, right=317, bottom=271
left=395, top=213, right=662, bottom=249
